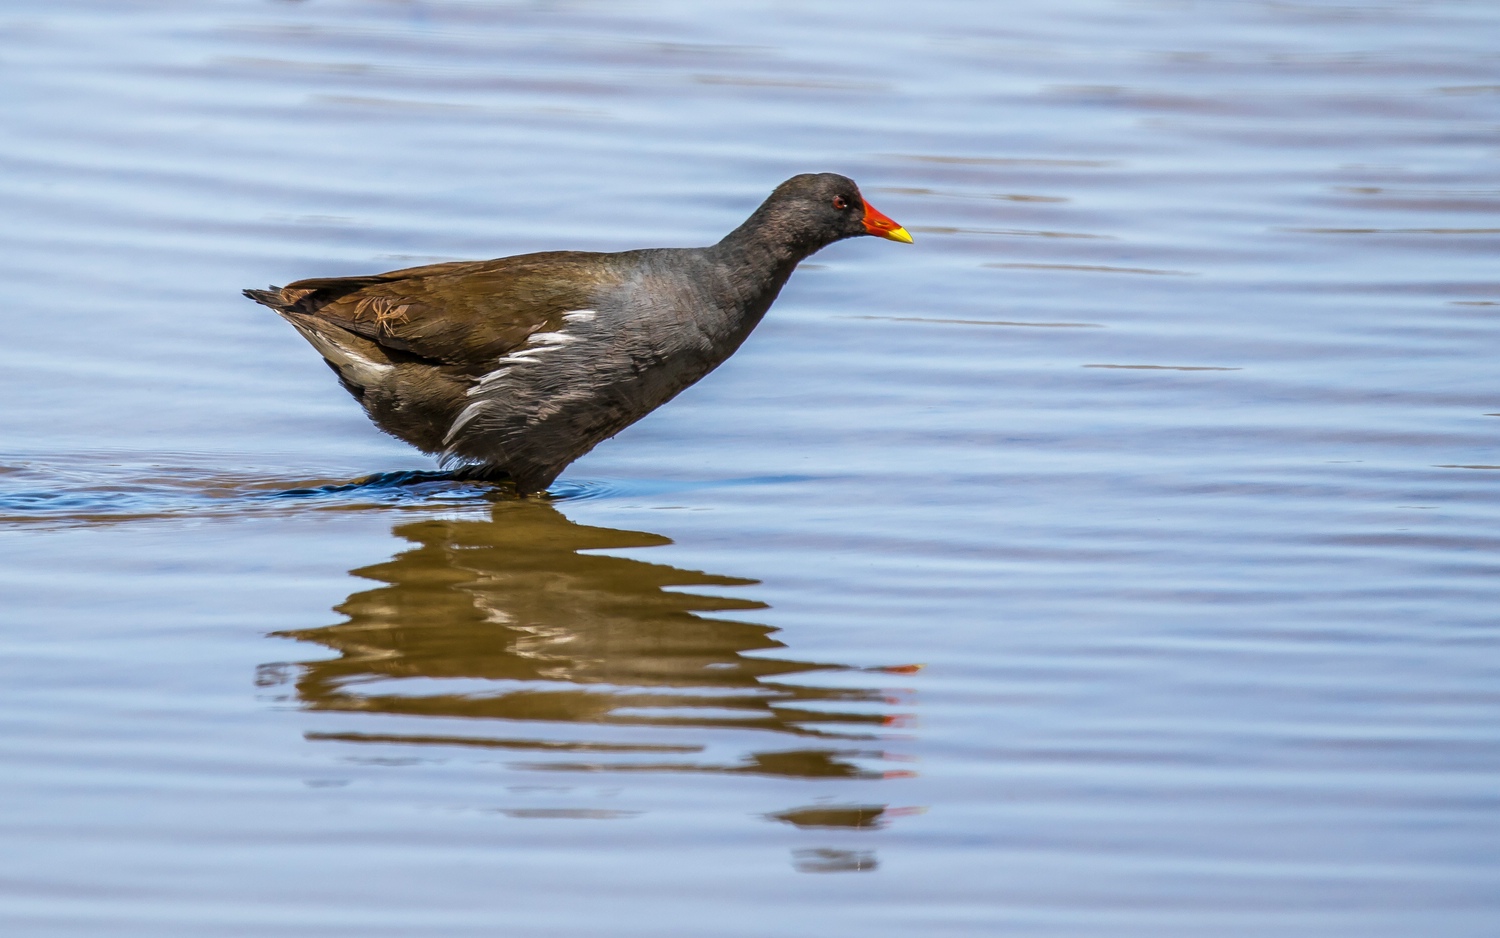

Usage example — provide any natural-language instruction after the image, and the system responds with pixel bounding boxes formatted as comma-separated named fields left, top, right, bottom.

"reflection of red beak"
left=862, top=200, right=914, bottom=243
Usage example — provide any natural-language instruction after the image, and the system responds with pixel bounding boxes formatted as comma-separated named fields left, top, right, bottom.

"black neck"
left=708, top=203, right=832, bottom=316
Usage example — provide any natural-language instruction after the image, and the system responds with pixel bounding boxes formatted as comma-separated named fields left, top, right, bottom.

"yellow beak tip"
left=884, top=226, right=914, bottom=244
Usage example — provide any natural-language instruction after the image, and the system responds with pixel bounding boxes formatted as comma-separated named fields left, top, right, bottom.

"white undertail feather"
left=286, top=318, right=393, bottom=388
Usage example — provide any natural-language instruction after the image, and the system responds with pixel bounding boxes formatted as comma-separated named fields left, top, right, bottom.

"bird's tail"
left=243, top=286, right=285, bottom=309
left=244, top=285, right=395, bottom=393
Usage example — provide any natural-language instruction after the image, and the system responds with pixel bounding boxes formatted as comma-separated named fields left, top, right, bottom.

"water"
left=3, top=1, right=1499, bottom=934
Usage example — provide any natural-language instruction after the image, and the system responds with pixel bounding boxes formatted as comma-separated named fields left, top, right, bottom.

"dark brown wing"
left=252, top=251, right=617, bottom=367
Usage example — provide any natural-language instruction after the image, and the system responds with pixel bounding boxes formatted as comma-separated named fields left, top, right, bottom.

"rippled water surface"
left=3, top=1, right=1500, bottom=935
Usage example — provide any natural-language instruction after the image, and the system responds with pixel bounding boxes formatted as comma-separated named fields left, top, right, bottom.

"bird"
left=244, top=172, right=911, bottom=495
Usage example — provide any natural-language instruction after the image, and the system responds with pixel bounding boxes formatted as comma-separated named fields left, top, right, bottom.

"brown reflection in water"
left=769, top=804, right=892, bottom=830
left=273, top=500, right=910, bottom=779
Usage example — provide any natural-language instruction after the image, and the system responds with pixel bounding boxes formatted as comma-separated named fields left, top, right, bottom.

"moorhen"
left=245, top=173, right=911, bottom=494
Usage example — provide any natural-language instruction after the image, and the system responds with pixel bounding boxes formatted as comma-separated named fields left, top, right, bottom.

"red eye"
left=832, top=196, right=848, bottom=210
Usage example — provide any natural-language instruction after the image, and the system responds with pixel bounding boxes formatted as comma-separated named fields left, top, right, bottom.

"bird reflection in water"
left=267, top=498, right=917, bottom=783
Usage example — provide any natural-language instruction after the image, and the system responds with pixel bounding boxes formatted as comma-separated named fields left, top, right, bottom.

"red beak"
left=861, top=200, right=914, bottom=243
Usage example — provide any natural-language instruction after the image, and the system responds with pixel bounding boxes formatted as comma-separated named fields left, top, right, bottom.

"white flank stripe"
left=444, top=400, right=489, bottom=444
left=451, top=313, right=595, bottom=442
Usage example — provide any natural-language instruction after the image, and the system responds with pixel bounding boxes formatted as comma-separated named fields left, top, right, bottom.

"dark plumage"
left=245, top=173, right=911, bottom=494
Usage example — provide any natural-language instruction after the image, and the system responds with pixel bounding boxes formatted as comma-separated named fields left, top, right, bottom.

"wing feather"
left=251, top=252, right=616, bottom=368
